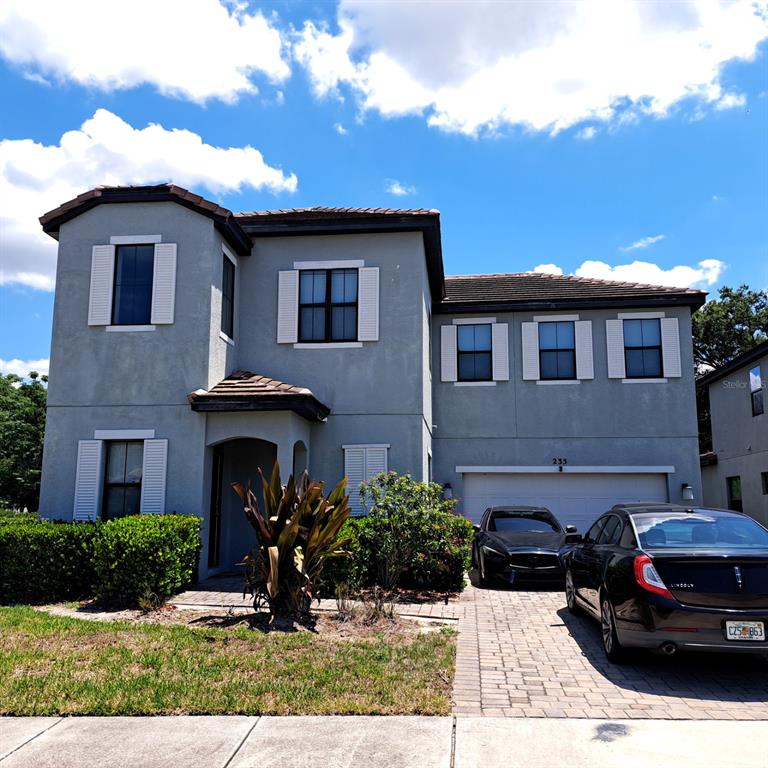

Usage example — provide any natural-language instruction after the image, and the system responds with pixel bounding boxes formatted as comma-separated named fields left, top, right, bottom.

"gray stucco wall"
left=431, top=306, right=702, bottom=513
left=702, top=350, right=768, bottom=524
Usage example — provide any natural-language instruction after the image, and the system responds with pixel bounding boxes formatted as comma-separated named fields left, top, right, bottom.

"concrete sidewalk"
left=2, top=716, right=765, bottom=768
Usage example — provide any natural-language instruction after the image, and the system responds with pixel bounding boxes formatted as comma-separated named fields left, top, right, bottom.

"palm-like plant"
left=232, top=463, right=351, bottom=617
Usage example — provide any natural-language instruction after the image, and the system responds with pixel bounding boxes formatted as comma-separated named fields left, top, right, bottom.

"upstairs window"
left=623, top=318, right=663, bottom=378
left=539, top=321, right=576, bottom=380
left=102, top=441, right=143, bottom=520
left=112, top=244, right=154, bottom=325
left=221, top=254, right=235, bottom=339
left=750, top=365, right=763, bottom=416
left=299, top=269, right=358, bottom=342
left=457, top=324, right=492, bottom=381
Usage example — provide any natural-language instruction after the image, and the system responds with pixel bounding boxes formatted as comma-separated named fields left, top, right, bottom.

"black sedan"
left=562, top=503, right=768, bottom=662
left=472, top=506, right=578, bottom=587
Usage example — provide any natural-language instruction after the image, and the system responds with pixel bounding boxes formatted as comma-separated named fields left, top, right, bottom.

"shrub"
left=92, top=515, right=201, bottom=608
left=0, top=520, right=99, bottom=604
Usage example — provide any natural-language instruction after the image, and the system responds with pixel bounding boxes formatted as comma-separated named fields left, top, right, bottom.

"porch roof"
left=188, top=370, right=330, bottom=422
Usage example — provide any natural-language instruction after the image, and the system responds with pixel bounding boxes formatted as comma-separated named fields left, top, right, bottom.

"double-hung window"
left=457, top=324, right=492, bottom=381
left=623, top=318, right=663, bottom=378
left=539, top=321, right=576, bottom=380
left=221, top=254, right=235, bottom=339
left=299, top=269, right=358, bottom=342
left=750, top=365, right=763, bottom=416
left=102, top=441, right=143, bottom=520
left=112, top=245, right=154, bottom=325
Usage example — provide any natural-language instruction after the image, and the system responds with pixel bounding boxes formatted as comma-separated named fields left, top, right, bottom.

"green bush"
left=0, top=520, right=99, bottom=604
left=319, top=473, right=474, bottom=594
left=92, top=515, right=201, bottom=607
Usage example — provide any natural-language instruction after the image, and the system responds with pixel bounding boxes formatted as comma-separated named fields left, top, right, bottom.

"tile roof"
left=188, top=370, right=330, bottom=421
left=235, top=206, right=439, bottom=221
left=440, top=272, right=706, bottom=310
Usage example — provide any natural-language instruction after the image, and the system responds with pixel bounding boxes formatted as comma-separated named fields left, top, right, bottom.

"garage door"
left=461, top=472, right=668, bottom=532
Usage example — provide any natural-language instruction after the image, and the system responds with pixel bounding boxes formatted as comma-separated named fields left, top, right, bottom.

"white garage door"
left=461, top=472, right=668, bottom=532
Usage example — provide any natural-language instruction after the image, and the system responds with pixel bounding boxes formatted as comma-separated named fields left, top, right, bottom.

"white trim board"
left=110, top=235, right=162, bottom=245
left=219, top=331, right=235, bottom=346
left=293, top=342, right=363, bottom=349
left=293, top=259, right=365, bottom=270
left=536, top=380, right=581, bottom=386
left=452, top=317, right=497, bottom=325
left=222, top=243, right=238, bottom=264
left=532, top=314, right=579, bottom=322
left=342, top=443, right=391, bottom=450
left=454, top=381, right=496, bottom=387
left=455, top=465, right=676, bottom=474
left=622, top=378, right=668, bottom=384
left=106, top=325, right=156, bottom=333
left=618, top=311, right=666, bottom=319
left=94, top=429, right=155, bottom=440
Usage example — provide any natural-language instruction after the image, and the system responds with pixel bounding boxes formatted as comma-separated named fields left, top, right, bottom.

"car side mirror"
left=565, top=525, right=578, bottom=534
left=472, top=524, right=480, bottom=533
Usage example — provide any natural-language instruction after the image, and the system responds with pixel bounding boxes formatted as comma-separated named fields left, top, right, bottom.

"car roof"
left=614, top=503, right=750, bottom=520
left=487, top=506, right=553, bottom=514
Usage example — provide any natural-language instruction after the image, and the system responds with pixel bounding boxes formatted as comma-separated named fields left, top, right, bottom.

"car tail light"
left=634, top=554, right=674, bottom=600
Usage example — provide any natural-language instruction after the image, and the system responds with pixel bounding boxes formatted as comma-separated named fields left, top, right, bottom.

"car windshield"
left=490, top=513, right=559, bottom=533
left=634, top=513, right=768, bottom=549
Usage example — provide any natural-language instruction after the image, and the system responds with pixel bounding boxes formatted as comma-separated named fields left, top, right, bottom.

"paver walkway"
left=172, top=573, right=768, bottom=720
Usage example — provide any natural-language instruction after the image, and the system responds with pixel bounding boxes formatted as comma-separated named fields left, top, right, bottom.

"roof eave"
left=696, top=340, right=768, bottom=388
left=188, top=393, right=330, bottom=422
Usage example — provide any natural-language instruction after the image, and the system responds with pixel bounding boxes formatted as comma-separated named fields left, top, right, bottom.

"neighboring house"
left=37, top=184, right=706, bottom=576
left=698, top=341, right=768, bottom=525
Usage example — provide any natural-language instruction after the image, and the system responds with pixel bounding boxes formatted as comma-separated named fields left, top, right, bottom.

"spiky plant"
left=232, top=463, right=351, bottom=617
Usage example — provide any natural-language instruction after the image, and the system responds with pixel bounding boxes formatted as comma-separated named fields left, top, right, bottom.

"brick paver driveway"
left=453, top=573, right=768, bottom=719
left=174, top=573, right=768, bottom=720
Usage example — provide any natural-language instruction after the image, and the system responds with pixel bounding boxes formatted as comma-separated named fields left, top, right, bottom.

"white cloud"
left=620, top=234, right=666, bottom=252
left=334, top=122, right=349, bottom=135
left=0, top=0, right=289, bottom=103
left=295, top=0, right=768, bottom=136
left=385, top=179, right=416, bottom=196
left=0, top=358, right=49, bottom=377
left=532, top=263, right=564, bottom=276
left=576, top=126, right=598, bottom=140
left=0, top=109, right=298, bottom=290
left=575, top=258, right=725, bottom=287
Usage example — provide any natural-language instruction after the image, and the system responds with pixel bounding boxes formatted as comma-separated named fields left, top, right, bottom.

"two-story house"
left=37, top=184, right=706, bottom=576
left=699, top=340, right=768, bottom=525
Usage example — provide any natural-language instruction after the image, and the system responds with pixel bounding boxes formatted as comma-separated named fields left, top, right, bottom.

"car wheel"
left=565, top=569, right=581, bottom=615
left=478, top=550, right=492, bottom=588
left=601, top=596, right=627, bottom=664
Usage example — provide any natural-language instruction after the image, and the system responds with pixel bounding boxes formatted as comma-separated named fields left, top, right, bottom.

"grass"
left=0, top=607, right=456, bottom=716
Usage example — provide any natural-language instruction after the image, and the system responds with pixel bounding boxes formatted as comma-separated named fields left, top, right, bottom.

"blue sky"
left=1, top=0, right=767, bottom=375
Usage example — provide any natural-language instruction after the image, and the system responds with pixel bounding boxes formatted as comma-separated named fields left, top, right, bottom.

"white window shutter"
left=661, top=317, right=682, bottom=377
left=440, top=325, right=457, bottom=382
left=575, top=320, right=594, bottom=380
left=88, top=245, right=115, bottom=325
left=73, top=440, right=104, bottom=521
left=357, top=267, right=380, bottom=341
left=521, top=322, right=540, bottom=380
left=491, top=323, right=509, bottom=381
left=606, top=319, right=626, bottom=378
left=150, top=243, right=177, bottom=324
left=344, top=447, right=366, bottom=513
left=365, top=446, right=388, bottom=477
left=277, top=270, right=299, bottom=343
left=140, top=439, right=168, bottom=514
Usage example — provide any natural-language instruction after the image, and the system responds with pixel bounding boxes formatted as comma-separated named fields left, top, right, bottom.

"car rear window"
left=634, top=514, right=768, bottom=549
left=490, top=513, right=559, bottom=533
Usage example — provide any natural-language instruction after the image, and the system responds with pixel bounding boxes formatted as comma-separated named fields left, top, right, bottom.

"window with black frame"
left=457, top=324, right=492, bottom=381
left=298, top=269, right=358, bottom=342
left=539, top=321, right=576, bottom=380
left=623, top=318, right=663, bottom=378
left=750, top=365, right=763, bottom=416
left=112, top=244, right=154, bottom=325
left=726, top=475, right=743, bottom=513
left=102, top=441, right=143, bottom=520
left=221, top=255, right=235, bottom=339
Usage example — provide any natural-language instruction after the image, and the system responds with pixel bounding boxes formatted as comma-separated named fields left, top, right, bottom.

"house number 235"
left=552, top=458, right=568, bottom=466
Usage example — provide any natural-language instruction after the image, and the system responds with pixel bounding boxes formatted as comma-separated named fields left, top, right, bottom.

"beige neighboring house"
left=699, top=340, right=768, bottom=525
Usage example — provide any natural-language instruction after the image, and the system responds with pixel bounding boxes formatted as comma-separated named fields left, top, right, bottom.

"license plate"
left=725, top=621, right=765, bottom=642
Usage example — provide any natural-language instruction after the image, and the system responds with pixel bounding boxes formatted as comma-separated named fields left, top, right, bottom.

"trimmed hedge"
left=93, top=515, right=201, bottom=607
left=0, top=520, right=99, bottom=604
left=0, top=514, right=201, bottom=608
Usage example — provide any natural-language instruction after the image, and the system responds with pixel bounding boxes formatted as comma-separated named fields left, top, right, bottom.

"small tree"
left=232, top=463, right=351, bottom=617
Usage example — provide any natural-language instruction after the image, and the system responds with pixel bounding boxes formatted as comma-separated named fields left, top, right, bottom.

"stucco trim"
left=293, top=342, right=363, bottom=349
left=454, top=381, right=497, bottom=387
left=617, top=311, right=666, bottom=319
left=452, top=317, right=497, bottom=325
left=455, top=465, right=676, bottom=474
left=532, top=314, right=579, bottom=322
left=110, top=234, right=162, bottom=245
left=622, top=378, right=668, bottom=384
left=293, top=259, right=365, bottom=270
left=105, top=325, right=156, bottom=332
left=219, top=330, right=235, bottom=346
left=94, top=429, right=155, bottom=439
left=222, top=242, right=238, bottom=264
left=536, top=380, right=581, bottom=385
left=342, top=443, right=391, bottom=449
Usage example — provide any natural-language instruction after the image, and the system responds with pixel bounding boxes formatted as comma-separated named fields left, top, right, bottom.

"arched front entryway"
left=208, top=437, right=277, bottom=572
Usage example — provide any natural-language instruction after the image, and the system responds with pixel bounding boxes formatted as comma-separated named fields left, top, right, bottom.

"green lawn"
left=0, top=607, right=455, bottom=716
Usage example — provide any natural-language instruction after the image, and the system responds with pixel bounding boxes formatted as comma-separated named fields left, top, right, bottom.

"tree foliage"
left=0, top=372, right=47, bottom=510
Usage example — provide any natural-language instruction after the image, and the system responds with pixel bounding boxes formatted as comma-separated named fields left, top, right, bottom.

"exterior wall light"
left=681, top=483, right=694, bottom=501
